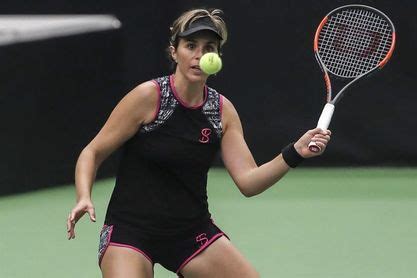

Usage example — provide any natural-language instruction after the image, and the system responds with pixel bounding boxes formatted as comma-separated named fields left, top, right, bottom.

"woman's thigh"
left=100, top=245, right=154, bottom=278
left=180, top=236, right=259, bottom=278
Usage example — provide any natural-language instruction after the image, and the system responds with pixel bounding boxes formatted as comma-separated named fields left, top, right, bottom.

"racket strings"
left=318, top=8, right=393, bottom=78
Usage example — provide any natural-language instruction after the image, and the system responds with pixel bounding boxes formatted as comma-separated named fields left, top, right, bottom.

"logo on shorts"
left=196, top=233, right=208, bottom=246
left=199, top=128, right=212, bottom=143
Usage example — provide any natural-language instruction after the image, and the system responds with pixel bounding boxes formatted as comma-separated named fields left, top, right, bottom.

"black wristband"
left=281, top=143, right=304, bottom=168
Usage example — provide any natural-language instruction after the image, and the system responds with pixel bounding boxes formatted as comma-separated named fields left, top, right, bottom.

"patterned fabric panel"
left=141, top=76, right=178, bottom=133
left=98, top=225, right=113, bottom=263
left=202, top=87, right=222, bottom=138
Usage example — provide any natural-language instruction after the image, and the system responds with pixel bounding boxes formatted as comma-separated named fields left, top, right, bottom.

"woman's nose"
left=195, top=46, right=206, bottom=59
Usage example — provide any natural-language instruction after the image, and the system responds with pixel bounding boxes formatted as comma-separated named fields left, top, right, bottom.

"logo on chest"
left=199, top=128, right=212, bottom=143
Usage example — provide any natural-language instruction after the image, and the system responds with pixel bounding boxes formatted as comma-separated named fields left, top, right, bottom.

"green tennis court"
left=1, top=168, right=416, bottom=278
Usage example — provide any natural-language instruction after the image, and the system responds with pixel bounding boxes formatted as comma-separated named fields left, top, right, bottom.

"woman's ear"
left=169, top=45, right=177, bottom=63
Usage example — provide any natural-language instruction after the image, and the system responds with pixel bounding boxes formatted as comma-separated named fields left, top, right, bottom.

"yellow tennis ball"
left=199, top=52, right=222, bottom=75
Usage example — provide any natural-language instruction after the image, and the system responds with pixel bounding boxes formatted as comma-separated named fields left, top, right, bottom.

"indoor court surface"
left=1, top=167, right=416, bottom=278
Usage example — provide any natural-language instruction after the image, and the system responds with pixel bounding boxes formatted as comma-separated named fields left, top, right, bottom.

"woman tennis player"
left=67, top=8, right=331, bottom=278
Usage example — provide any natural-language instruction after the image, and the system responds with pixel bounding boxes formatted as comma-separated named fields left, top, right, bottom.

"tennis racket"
left=308, top=4, right=396, bottom=152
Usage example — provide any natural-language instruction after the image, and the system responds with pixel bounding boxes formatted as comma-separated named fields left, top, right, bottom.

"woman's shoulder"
left=219, top=94, right=242, bottom=131
left=119, top=80, right=160, bottom=123
left=219, top=94, right=234, bottom=112
left=122, top=79, right=161, bottom=109
left=130, top=80, right=159, bottom=97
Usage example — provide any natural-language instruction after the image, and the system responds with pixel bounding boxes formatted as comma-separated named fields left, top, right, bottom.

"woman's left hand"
left=294, top=128, right=332, bottom=158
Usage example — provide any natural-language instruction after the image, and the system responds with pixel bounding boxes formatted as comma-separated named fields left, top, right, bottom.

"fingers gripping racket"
left=308, top=4, right=396, bottom=152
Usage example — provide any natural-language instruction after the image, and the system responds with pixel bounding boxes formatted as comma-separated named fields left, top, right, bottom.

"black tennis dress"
left=104, top=74, right=223, bottom=239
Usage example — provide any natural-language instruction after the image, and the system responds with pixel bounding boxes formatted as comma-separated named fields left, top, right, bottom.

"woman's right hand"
left=67, top=198, right=96, bottom=240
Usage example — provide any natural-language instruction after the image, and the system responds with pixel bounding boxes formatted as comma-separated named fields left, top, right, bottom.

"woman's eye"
left=187, top=43, right=195, bottom=49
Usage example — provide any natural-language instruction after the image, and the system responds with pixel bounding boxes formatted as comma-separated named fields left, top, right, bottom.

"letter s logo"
left=199, top=128, right=212, bottom=143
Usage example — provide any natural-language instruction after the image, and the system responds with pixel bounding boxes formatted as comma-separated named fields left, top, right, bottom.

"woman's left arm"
left=220, top=96, right=331, bottom=197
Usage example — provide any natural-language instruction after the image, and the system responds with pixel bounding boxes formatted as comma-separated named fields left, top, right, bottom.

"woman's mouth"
left=191, top=65, right=202, bottom=73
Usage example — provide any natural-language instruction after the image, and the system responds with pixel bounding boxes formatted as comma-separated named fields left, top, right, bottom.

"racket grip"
left=308, top=103, right=335, bottom=153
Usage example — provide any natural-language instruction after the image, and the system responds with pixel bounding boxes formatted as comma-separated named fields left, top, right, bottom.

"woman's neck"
left=172, top=72, right=206, bottom=107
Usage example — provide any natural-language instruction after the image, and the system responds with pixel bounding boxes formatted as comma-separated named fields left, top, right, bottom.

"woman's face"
left=171, top=31, right=219, bottom=83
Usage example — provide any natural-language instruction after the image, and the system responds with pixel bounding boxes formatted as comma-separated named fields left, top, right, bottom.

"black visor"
left=177, top=16, right=222, bottom=40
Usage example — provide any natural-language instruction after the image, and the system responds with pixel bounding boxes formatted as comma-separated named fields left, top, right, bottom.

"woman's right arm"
left=67, top=81, right=159, bottom=239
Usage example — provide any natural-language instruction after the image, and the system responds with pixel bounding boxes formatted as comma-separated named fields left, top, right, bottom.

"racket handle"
left=308, top=103, right=335, bottom=153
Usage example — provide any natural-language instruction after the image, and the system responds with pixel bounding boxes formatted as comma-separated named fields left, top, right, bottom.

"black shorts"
left=98, top=219, right=228, bottom=275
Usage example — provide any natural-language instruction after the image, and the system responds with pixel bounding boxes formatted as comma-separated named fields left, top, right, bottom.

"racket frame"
left=308, top=4, right=396, bottom=152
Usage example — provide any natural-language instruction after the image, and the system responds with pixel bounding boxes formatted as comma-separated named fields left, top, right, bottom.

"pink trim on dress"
left=169, top=75, right=207, bottom=109
left=176, top=233, right=225, bottom=274
left=150, top=79, right=162, bottom=122
left=219, top=94, right=224, bottom=118
left=109, top=242, right=154, bottom=265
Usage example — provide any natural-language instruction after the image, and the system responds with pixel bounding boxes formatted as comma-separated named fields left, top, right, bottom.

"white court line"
left=0, top=15, right=121, bottom=46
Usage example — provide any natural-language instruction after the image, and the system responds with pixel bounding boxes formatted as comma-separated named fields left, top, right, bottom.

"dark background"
left=1, top=0, right=416, bottom=195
